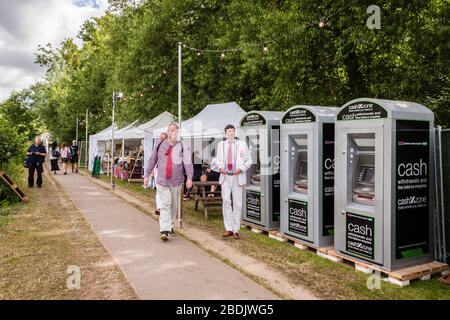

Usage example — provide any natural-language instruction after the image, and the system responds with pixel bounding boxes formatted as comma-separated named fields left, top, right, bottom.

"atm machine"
left=240, top=111, right=282, bottom=229
left=280, top=105, right=337, bottom=247
left=334, top=98, right=434, bottom=271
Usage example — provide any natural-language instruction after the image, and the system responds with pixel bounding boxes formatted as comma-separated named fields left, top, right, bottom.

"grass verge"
left=95, top=173, right=450, bottom=300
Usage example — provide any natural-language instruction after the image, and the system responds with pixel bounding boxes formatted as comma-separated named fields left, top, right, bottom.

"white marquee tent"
left=88, top=112, right=173, bottom=171
left=148, top=102, right=246, bottom=170
left=88, top=124, right=117, bottom=171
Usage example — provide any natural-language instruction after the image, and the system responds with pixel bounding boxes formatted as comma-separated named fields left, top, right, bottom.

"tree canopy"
left=1, top=0, right=449, bottom=142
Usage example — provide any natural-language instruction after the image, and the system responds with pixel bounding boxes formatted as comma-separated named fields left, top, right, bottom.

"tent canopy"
left=94, top=111, right=174, bottom=141
left=138, top=111, right=174, bottom=133
left=92, top=124, right=118, bottom=142
left=153, top=102, right=246, bottom=139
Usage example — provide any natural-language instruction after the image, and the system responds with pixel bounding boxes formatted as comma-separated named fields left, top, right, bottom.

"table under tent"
left=149, top=101, right=246, bottom=175
left=88, top=111, right=174, bottom=180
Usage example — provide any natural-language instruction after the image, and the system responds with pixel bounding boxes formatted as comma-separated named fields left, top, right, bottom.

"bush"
left=0, top=117, right=26, bottom=205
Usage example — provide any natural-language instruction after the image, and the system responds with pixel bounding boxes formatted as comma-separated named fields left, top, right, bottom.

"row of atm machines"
left=239, top=98, right=435, bottom=271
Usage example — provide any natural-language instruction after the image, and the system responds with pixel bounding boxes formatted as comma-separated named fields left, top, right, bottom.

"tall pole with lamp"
left=111, top=91, right=123, bottom=190
left=76, top=117, right=79, bottom=170
left=177, top=42, right=183, bottom=229
left=85, top=108, right=88, bottom=172
left=76, top=117, right=79, bottom=144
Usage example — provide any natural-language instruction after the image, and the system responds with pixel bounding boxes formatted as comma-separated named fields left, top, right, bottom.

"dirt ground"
left=0, top=168, right=137, bottom=300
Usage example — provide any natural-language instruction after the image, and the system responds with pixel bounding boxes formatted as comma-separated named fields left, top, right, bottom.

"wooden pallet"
left=440, top=274, right=450, bottom=285
left=318, top=247, right=450, bottom=287
left=241, top=220, right=278, bottom=234
left=281, top=233, right=333, bottom=253
left=0, top=170, right=28, bottom=202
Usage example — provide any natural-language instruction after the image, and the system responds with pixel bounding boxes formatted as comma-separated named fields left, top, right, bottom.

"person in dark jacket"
left=69, top=140, right=79, bottom=173
left=27, top=136, right=47, bottom=188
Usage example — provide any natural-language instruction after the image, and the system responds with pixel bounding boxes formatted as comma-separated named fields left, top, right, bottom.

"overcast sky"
left=0, top=0, right=108, bottom=102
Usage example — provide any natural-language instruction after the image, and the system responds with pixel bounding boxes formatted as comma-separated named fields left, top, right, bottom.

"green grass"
left=95, top=173, right=450, bottom=300
left=0, top=205, right=17, bottom=230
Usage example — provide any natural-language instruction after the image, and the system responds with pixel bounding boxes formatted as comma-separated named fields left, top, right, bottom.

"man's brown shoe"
left=233, top=232, right=241, bottom=240
left=222, top=231, right=233, bottom=238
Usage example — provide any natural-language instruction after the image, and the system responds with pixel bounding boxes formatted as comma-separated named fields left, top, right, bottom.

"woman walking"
left=60, top=142, right=70, bottom=175
left=49, top=141, right=60, bottom=175
left=69, top=140, right=79, bottom=173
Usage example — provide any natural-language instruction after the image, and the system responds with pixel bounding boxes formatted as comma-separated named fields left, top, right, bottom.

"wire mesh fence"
left=77, top=141, right=88, bottom=170
left=438, top=128, right=450, bottom=264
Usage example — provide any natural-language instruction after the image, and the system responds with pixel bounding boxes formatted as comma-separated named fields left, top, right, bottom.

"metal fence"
left=77, top=141, right=88, bottom=169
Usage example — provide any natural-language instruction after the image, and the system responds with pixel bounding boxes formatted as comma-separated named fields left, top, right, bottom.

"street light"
left=111, top=91, right=124, bottom=190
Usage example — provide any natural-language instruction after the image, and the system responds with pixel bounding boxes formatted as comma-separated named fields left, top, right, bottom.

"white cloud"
left=0, top=0, right=108, bottom=101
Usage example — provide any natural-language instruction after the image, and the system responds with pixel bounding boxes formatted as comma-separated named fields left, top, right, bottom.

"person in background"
left=205, top=165, right=220, bottom=197
left=144, top=124, right=193, bottom=241
left=214, top=124, right=252, bottom=240
left=69, top=140, right=79, bottom=173
left=60, top=142, right=69, bottom=175
left=184, top=150, right=203, bottom=201
left=49, top=141, right=60, bottom=175
left=203, top=146, right=220, bottom=196
left=27, top=136, right=47, bottom=188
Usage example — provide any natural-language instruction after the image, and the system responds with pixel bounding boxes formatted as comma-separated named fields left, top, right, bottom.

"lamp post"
left=85, top=108, right=88, bottom=172
left=76, top=117, right=79, bottom=169
left=177, top=42, right=183, bottom=229
left=111, top=91, right=123, bottom=190
left=76, top=117, right=79, bottom=144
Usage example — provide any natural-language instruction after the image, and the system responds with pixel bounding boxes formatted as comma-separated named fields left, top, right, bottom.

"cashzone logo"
left=397, top=196, right=427, bottom=206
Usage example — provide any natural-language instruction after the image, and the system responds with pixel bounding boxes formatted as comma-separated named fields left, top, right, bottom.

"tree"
left=7, top=0, right=447, bottom=142
left=0, top=88, right=42, bottom=141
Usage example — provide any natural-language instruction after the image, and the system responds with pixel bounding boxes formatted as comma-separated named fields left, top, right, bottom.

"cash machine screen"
left=298, top=160, right=307, bottom=178
left=352, top=154, right=375, bottom=206
left=294, top=159, right=308, bottom=194
left=358, top=166, right=375, bottom=184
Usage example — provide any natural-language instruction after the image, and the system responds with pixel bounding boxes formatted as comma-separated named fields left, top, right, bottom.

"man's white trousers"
left=221, top=175, right=243, bottom=233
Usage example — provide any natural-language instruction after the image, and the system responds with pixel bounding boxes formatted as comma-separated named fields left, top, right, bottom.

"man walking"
left=27, top=136, right=47, bottom=188
left=215, top=125, right=252, bottom=240
left=144, top=123, right=193, bottom=241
